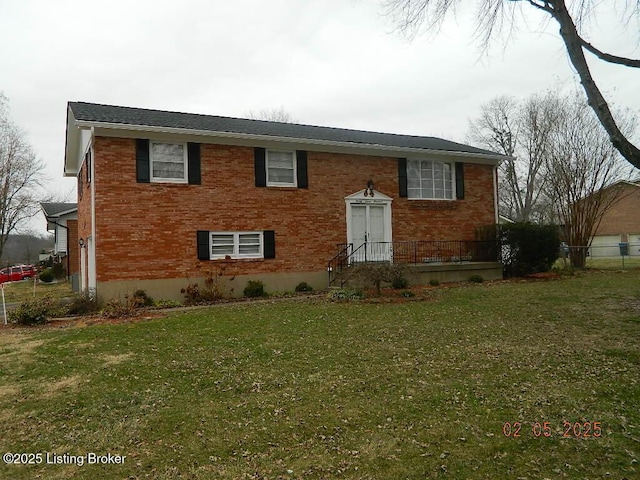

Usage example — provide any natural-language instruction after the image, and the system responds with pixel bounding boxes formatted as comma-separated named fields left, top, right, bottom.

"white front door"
left=350, top=204, right=389, bottom=262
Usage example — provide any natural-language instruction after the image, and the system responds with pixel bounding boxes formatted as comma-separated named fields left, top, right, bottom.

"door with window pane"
left=351, top=204, right=389, bottom=262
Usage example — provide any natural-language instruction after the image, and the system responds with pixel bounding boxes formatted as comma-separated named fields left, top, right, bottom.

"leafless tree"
left=246, top=107, right=297, bottom=123
left=467, top=92, right=557, bottom=222
left=0, top=93, right=45, bottom=260
left=383, top=0, right=640, bottom=169
left=543, top=93, right=632, bottom=267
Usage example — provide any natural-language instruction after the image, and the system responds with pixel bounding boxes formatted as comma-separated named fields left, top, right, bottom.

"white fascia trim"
left=46, top=208, right=78, bottom=219
left=75, top=120, right=507, bottom=165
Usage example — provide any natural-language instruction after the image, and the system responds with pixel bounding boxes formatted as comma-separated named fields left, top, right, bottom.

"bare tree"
left=467, top=93, right=557, bottom=222
left=543, top=93, right=631, bottom=268
left=0, top=93, right=45, bottom=260
left=383, top=0, right=640, bottom=168
left=246, top=107, right=297, bottom=123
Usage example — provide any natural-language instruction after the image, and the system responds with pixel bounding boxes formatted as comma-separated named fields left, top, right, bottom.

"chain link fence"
left=559, top=241, right=640, bottom=269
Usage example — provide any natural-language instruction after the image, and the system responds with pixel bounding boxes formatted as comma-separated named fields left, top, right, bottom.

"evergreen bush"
left=499, top=222, right=560, bottom=277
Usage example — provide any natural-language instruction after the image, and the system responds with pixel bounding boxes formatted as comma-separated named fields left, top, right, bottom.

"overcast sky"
left=1, top=0, right=639, bottom=232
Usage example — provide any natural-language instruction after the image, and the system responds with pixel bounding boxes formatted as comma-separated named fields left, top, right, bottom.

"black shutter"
left=187, top=143, right=201, bottom=185
left=455, top=162, right=465, bottom=200
left=263, top=230, right=275, bottom=259
left=296, top=150, right=308, bottom=188
left=136, top=139, right=150, bottom=183
left=197, top=231, right=210, bottom=260
left=254, top=147, right=266, bottom=187
left=398, top=158, right=408, bottom=198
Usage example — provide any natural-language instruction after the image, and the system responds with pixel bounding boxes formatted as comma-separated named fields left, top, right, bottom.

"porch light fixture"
left=78, top=238, right=85, bottom=248
left=364, top=179, right=375, bottom=197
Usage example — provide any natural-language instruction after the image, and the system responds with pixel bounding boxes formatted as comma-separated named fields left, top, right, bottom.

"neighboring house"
left=63, top=102, right=505, bottom=300
left=589, top=180, right=640, bottom=257
left=40, top=202, right=79, bottom=288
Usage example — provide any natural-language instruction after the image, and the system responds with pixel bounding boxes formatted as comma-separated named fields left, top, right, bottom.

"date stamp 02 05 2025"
left=502, top=421, right=603, bottom=438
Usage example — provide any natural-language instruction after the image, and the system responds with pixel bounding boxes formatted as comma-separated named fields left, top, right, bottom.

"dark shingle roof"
left=41, top=202, right=77, bottom=218
left=69, top=102, right=500, bottom=157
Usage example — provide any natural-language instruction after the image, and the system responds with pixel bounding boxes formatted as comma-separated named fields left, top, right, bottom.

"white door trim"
left=345, top=189, right=393, bottom=261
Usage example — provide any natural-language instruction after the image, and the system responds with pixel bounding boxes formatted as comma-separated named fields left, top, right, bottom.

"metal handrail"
left=327, top=240, right=499, bottom=286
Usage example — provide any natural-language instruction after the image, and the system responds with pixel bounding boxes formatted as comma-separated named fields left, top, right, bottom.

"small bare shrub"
left=344, top=262, right=410, bottom=296
left=182, top=266, right=231, bottom=304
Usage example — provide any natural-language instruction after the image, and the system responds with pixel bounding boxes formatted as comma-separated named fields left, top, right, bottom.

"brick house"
left=63, top=102, right=504, bottom=300
left=589, top=180, right=640, bottom=257
left=40, top=202, right=79, bottom=287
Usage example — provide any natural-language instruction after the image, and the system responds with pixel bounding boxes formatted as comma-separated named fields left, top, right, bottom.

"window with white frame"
left=266, top=150, right=296, bottom=186
left=407, top=159, right=454, bottom=200
left=210, top=232, right=263, bottom=259
left=150, top=142, right=187, bottom=182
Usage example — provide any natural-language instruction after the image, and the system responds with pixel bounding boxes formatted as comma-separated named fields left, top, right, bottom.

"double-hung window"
left=150, top=142, right=188, bottom=183
left=266, top=150, right=296, bottom=187
left=211, top=232, right=263, bottom=259
left=407, top=160, right=454, bottom=200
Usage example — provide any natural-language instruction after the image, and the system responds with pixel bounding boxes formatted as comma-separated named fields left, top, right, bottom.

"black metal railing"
left=327, top=240, right=499, bottom=286
left=327, top=243, right=354, bottom=287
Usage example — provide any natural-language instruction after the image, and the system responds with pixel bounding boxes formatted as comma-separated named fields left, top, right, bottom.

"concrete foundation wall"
left=408, top=262, right=503, bottom=283
left=96, top=270, right=328, bottom=302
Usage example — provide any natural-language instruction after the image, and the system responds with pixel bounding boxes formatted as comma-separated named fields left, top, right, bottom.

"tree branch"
left=550, top=1, right=640, bottom=168
left=579, top=37, right=640, bottom=67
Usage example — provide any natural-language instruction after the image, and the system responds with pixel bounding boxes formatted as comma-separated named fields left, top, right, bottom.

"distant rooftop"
left=41, top=202, right=77, bottom=218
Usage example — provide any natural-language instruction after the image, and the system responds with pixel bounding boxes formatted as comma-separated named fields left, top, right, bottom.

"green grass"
left=0, top=279, right=73, bottom=304
left=0, top=270, right=639, bottom=478
left=585, top=256, right=640, bottom=270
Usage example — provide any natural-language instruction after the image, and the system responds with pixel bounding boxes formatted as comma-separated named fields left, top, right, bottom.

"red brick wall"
left=91, top=137, right=496, bottom=282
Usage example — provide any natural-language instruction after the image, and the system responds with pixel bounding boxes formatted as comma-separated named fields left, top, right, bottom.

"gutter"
left=74, top=120, right=509, bottom=164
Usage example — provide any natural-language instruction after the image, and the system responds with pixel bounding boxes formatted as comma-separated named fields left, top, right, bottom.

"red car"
left=0, top=265, right=36, bottom=283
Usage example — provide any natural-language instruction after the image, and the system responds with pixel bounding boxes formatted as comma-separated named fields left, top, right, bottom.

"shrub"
left=181, top=283, right=201, bottom=305
left=391, top=276, right=409, bottom=289
left=9, top=296, right=64, bottom=325
left=498, top=222, right=560, bottom=277
left=101, top=290, right=154, bottom=319
left=51, top=262, right=66, bottom=279
left=469, top=275, right=484, bottom=283
left=154, top=299, right=182, bottom=308
left=102, top=299, right=136, bottom=319
left=181, top=266, right=230, bottom=305
left=244, top=280, right=267, bottom=298
left=345, top=262, right=410, bottom=296
left=327, top=288, right=364, bottom=301
left=66, top=291, right=101, bottom=315
left=39, top=269, right=54, bottom=283
left=132, top=289, right=154, bottom=307
left=295, top=281, right=313, bottom=293
left=429, top=279, right=440, bottom=286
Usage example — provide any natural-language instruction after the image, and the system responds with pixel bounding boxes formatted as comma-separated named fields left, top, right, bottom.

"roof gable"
left=41, top=202, right=78, bottom=218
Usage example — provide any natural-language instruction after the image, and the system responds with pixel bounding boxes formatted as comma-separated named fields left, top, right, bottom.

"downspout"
left=89, top=130, right=96, bottom=293
left=493, top=165, right=499, bottom=224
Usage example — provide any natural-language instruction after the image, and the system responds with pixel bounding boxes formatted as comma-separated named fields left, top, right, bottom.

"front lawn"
left=0, top=270, right=638, bottom=479
left=0, top=279, right=73, bottom=304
